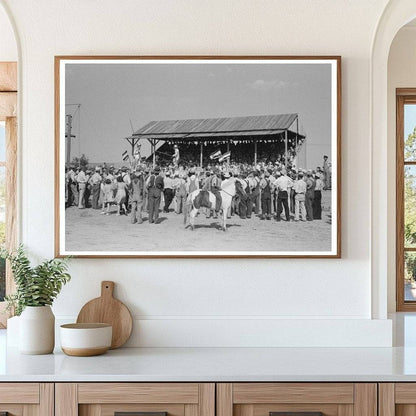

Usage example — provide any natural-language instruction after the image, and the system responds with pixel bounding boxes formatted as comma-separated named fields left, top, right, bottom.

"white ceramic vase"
left=19, top=306, right=55, bottom=354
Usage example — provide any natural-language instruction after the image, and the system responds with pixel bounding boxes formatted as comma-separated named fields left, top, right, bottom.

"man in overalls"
left=147, top=166, right=164, bottom=224
left=259, top=171, right=272, bottom=220
left=129, top=170, right=144, bottom=224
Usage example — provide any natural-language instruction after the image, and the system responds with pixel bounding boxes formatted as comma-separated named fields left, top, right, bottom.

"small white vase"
left=19, top=306, right=55, bottom=354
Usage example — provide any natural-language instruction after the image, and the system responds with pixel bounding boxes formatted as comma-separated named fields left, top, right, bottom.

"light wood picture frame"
left=55, top=56, right=341, bottom=258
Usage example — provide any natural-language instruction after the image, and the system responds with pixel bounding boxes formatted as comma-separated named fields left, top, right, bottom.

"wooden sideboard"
left=0, top=382, right=414, bottom=416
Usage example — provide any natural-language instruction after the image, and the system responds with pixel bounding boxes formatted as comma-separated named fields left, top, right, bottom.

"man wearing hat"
left=172, top=144, right=180, bottom=167
left=210, top=170, right=222, bottom=218
left=89, top=166, right=102, bottom=209
left=313, top=172, right=324, bottom=220
left=305, top=171, right=316, bottom=221
left=245, top=171, right=257, bottom=219
left=293, top=172, right=307, bottom=221
left=129, top=169, right=145, bottom=224
left=146, top=166, right=164, bottom=224
left=76, top=166, right=88, bottom=209
left=175, top=173, right=187, bottom=214
left=66, top=164, right=78, bottom=207
left=259, top=171, right=272, bottom=220
left=274, top=170, right=292, bottom=221
left=323, top=155, right=330, bottom=189
left=163, top=171, right=175, bottom=213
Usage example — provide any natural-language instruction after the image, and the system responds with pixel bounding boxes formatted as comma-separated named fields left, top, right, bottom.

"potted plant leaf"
left=1, top=245, right=71, bottom=354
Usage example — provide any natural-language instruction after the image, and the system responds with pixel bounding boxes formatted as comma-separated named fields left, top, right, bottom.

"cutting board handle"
left=101, top=281, right=115, bottom=298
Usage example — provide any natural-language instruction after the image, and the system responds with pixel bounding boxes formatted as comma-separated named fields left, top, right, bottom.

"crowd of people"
left=65, top=156, right=332, bottom=226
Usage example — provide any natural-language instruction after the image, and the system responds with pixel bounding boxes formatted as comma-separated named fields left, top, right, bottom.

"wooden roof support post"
left=254, top=140, right=257, bottom=166
left=200, top=142, right=203, bottom=168
left=296, top=115, right=299, bottom=161
left=284, top=129, right=288, bottom=169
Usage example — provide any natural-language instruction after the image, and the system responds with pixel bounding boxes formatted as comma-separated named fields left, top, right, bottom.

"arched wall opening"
left=0, top=2, right=18, bottom=61
left=371, top=0, right=416, bottom=320
left=387, top=19, right=416, bottom=313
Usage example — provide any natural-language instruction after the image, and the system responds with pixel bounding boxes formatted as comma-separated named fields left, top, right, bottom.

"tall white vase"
left=19, top=306, right=55, bottom=354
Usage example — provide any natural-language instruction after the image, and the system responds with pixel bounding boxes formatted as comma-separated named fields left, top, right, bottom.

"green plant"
left=0, top=245, right=71, bottom=316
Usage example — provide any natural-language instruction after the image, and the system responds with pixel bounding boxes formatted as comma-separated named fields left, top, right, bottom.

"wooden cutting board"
left=76, top=281, right=133, bottom=349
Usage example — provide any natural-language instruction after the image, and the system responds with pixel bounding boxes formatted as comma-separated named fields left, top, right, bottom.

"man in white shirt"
left=163, top=171, right=175, bottom=213
left=76, top=167, right=88, bottom=209
left=274, top=171, right=293, bottom=221
left=293, top=172, right=307, bottom=221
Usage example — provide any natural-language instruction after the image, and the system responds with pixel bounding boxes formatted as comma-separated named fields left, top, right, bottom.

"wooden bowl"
left=60, top=323, right=112, bottom=356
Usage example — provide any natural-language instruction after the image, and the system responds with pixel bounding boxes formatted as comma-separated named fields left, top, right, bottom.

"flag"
left=122, top=150, right=129, bottom=161
left=218, top=151, right=231, bottom=162
left=210, top=149, right=222, bottom=160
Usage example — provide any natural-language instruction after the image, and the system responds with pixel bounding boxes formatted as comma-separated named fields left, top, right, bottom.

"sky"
left=405, top=104, right=416, bottom=141
left=65, top=61, right=333, bottom=169
left=0, top=123, right=5, bottom=161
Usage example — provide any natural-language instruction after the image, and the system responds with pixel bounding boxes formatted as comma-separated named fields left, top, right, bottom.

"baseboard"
left=55, top=317, right=392, bottom=347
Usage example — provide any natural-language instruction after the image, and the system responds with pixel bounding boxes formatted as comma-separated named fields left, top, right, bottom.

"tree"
left=71, top=154, right=89, bottom=168
left=405, top=126, right=416, bottom=161
left=405, top=128, right=416, bottom=246
left=404, top=127, right=416, bottom=281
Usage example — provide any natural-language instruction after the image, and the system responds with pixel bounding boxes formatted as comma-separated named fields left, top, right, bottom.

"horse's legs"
left=190, top=208, right=198, bottom=230
left=222, top=204, right=227, bottom=231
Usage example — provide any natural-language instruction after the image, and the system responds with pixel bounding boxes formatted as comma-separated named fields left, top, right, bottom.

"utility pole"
left=65, top=114, right=76, bottom=165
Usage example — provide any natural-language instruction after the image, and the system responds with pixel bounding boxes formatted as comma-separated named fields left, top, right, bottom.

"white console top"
left=0, top=327, right=415, bottom=382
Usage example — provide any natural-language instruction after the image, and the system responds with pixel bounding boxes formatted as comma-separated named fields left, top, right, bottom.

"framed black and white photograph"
left=55, top=56, right=341, bottom=258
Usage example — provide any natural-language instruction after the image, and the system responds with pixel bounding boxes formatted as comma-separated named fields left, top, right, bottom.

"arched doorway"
left=371, top=0, right=416, bottom=319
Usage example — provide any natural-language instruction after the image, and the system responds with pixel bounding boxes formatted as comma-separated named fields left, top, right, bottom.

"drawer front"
left=0, top=383, right=53, bottom=416
left=0, top=383, right=39, bottom=404
left=218, top=383, right=376, bottom=416
left=379, top=383, right=416, bottom=416
left=56, top=383, right=215, bottom=416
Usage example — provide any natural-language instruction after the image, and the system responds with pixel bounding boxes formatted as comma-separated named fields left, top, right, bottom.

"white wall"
left=387, top=25, right=416, bottom=312
left=0, top=0, right=393, bottom=346
left=0, top=3, right=17, bottom=61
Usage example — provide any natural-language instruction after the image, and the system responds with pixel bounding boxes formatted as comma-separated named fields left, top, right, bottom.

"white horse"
left=184, top=177, right=247, bottom=231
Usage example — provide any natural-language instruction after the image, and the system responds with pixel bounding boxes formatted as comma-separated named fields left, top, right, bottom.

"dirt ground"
left=65, top=191, right=333, bottom=253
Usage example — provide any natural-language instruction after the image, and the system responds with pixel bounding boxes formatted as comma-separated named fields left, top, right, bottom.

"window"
left=397, top=89, right=416, bottom=310
left=0, top=121, right=5, bottom=301
left=0, top=62, right=17, bottom=327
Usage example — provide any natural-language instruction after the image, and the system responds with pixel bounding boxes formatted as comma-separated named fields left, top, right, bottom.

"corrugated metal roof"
left=133, top=114, right=298, bottom=137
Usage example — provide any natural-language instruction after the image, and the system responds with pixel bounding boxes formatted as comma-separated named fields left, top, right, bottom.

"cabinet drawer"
left=379, top=383, right=416, bottom=416
left=0, top=383, right=53, bottom=416
left=217, top=383, right=376, bottom=416
left=56, top=383, right=215, bottom=416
